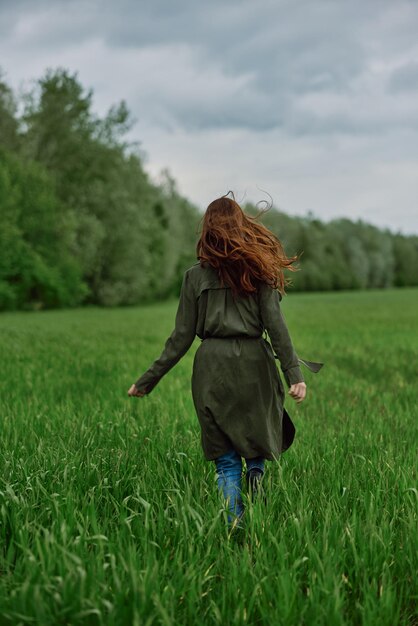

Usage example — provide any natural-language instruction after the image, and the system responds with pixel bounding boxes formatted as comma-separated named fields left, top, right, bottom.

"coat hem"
left=203, top=448, right=282, bottom=462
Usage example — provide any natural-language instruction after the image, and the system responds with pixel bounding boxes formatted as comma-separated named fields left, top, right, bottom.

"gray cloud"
left=2, top=0, right=418, bottom=135
left=388, top=61, right=418, bottom=92
left=0, top=0, right=417, bottom=232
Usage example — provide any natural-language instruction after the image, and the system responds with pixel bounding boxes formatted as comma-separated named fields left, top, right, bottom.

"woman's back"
left=190, top=262, right=263, bottom=340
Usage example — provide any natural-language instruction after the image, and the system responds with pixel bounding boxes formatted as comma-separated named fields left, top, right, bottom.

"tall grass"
left=0, top=288, right=417, bottom=625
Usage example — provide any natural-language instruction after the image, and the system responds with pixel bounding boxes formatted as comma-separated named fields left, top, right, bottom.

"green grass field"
left=0, top=288, right=417, bottom=626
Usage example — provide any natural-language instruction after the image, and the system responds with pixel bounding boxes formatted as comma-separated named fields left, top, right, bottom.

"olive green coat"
left=135, top=262, right=323, bottom=461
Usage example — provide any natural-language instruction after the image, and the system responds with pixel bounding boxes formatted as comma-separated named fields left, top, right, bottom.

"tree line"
left=0, top=68, right=417, bottom=311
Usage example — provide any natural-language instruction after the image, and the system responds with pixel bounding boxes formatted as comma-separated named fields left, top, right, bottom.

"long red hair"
left=196, top=192, right=300, bottom=298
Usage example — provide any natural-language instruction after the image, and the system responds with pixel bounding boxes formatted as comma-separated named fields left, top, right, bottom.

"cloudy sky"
left=1, top=0, right=418, bottom=234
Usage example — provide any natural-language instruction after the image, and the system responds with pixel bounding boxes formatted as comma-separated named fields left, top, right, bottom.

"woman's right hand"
left=288, top=382, right=307, bottom=403
left=127, top=384, right=147, bottom=397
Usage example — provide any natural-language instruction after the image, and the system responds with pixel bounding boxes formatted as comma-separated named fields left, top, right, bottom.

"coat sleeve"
left=134, top=270, right=198, bottom=394
left=258, top=282, right=305, bottom=387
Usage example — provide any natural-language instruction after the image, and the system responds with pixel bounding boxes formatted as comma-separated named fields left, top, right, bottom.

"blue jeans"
left=214, top=448, right=265, bottom=524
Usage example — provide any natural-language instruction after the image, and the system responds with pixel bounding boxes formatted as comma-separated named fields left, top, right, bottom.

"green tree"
left=0, top=149, right=87, bottom=310
left=0, top=73, right=19, bottom=152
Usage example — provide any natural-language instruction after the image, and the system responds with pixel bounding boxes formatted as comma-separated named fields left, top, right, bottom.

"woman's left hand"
left=127, top=384, right=146, bottom=397
left=288, top=381, right=307, bottom=403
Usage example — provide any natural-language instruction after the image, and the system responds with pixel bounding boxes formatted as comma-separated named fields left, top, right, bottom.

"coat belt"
left=201, top=334, right=263, bottom=341
left=294, top=357, right=324, bottom=373
left=201, top=335, right=324, bottom=373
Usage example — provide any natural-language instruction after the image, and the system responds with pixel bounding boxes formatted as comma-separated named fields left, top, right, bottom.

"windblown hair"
left=196, top=191, right=300, bottom=299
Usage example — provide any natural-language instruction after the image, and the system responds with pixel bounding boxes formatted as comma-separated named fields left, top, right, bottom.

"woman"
left=128, top=192, right=323, bottom=528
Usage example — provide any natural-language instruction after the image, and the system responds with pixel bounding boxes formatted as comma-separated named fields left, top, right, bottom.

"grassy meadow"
left=0, top=287, right=417, bottom=625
